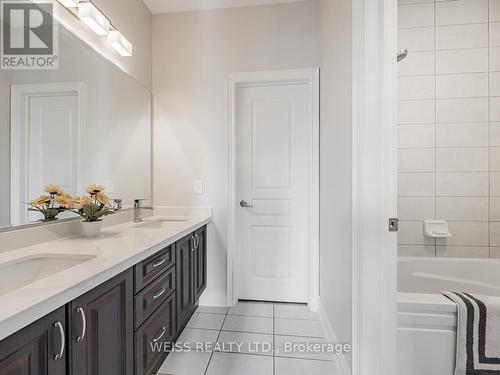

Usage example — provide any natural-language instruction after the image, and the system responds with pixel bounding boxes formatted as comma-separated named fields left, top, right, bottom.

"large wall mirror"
left=0, top=7, right=152, bottom=229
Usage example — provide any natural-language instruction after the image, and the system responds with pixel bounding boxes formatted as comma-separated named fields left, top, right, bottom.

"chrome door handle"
left=240, top=200, right=253, bottom=208
left=54, top=321, right=65, bottom=361
left=152, top=258, right=166, bottom=267
left=153, top=326, right=167, bottom=342
left=76, top=307, right=86, bottom=343
left=191, top=235, right=196, bottom=251
left=152, top=286, right=166, bottom=299
left=195, top=234, right=199, bottom=249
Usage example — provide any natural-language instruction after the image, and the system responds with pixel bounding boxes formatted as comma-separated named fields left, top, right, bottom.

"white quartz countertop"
left=0, top=207, right=212, bottom=341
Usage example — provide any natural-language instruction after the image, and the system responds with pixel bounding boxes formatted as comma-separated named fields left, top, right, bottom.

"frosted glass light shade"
left=108, top=30, right=133, bottom=57
left=78, top=2, right=110, bottom=36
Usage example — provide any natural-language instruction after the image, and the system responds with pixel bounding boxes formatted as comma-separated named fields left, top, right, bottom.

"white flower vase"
left=81, top=221, right=103, bottom=238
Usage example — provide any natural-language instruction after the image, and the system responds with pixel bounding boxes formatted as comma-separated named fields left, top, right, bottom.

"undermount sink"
left=132, top=217, right=188, bottom=228
left=0, top=254, right=96, bottom=295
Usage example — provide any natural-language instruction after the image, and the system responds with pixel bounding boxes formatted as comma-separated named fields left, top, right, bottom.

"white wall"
left=318, top=0, right=352, bottom=365
left=152, top=1, right=320, bottom=302
left=0, top=70, right=11, bottom=228
left=397, top=0, right=500, bottom=259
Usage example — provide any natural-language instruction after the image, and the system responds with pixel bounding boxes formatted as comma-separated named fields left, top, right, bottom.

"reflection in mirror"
left=0, top=19, right=151, bottom=229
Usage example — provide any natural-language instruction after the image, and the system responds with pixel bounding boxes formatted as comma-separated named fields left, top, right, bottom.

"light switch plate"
left=193, top=180, right=203, bottom=195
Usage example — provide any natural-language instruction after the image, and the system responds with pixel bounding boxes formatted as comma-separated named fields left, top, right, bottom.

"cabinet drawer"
left=135, top=266, right=175, bottom=329
left=135, top=245, right=175, bottom=293
left=135, top=292, right=176, bottom=375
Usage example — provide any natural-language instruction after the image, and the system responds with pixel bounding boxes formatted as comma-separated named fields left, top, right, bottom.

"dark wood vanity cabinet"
left=0, top=225, right=207, bottom=375
left=0, top=306, right=66, bottom=375
left=70, top=269, right=134, bottom=375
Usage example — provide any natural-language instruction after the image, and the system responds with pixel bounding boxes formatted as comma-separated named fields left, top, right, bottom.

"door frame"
left=352, top=0, right=398, bottom=374
left=226, top=68, right=320, bottom=309
left=10, top=81, right=86, bottom=225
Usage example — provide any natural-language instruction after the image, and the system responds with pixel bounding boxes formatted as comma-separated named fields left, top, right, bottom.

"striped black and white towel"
left=443, top=292, right=500, bottom=375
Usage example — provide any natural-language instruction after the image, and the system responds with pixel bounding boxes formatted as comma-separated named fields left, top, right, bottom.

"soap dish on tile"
left=423, top=220, right=452, bottom=238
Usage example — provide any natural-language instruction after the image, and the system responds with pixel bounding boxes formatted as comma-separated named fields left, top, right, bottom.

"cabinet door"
left=193, top=226, right=207, bottom=302
left=0, top=307, right=66, bottom=375
left=71, top=269, right=134, bottom=375
left=176, top=234, right=195, bottom=330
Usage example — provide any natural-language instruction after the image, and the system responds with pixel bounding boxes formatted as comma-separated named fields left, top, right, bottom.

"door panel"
left=0, top=307, right=66, bottom=375
left=175, top=234, right=194, bottom=330
left=71, top=269, right=133, bottom=375
left=237, top=83, right=310, bottom=303
left=193, top=226, right=207, bottom=302
left=27, top=95, right=80, bottom=223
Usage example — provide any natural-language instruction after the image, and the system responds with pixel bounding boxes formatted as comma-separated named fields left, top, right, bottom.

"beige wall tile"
left=398, top=100, right=435, bottom=124
left=436, top=197, right=489, bottom=221
left=436, top=48, right=488, bottom=74
left=436, top=73, right=488, bottom=99
left=436, top=23, right=488, bottom=50
left=399, top=75, right=435, bottom=100
left=398, top=221, right=436, bottom=245
left=436, top=222, right=489, bottom=246
left=398, top=27, right=434, bottom=52
left=436, top=123, right=488, bottom=147
left=436, top=148, right=489, bottom=172
left=398, top=3, right=435, bottom=28
left=436, top=172, right=489, bottom=196
left=436, top=98, right=488, bottom=123
left=398, top=148, right=435, bottom=172
left=399, top=51, right=435, bottom=76
left=436, top=0, right=488, bottom=25
left=398, top=125, right=435, bottom=148
left=398, top=245, right=436, bottom=257
left=398, top=197, right=435, bottom=220
left=398, top=173, right=435, bottom=197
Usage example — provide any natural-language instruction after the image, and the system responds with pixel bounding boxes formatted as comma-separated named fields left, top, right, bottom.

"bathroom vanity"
left=0, top=211, right=210, bottom=375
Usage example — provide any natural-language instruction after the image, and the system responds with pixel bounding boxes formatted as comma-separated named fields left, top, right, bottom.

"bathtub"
left=397, top=257, right=500, bottom=375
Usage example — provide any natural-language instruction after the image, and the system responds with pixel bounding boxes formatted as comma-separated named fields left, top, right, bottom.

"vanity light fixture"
left=58, top=0, right=79, bottom=8
left=108, top=30, right=133, bottom=57
left=78, top=2, right=110, bottom=36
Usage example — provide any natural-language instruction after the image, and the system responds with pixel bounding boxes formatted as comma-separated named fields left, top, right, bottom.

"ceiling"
left=143, top=0, right=307, bottom=14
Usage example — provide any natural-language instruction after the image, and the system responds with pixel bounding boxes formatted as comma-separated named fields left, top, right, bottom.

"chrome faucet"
left=134, top=199, right=154, bottom=222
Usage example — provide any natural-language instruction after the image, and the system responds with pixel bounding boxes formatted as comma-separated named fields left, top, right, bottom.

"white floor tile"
left=228, top=301, right=273, bottom=317
left=176, top=328, right=219, bottom=351
left=157, top=351, right=211, bottom=375
left=274, top=304, right=319, bottom=321
left=274, top=335, right=333, bottom=361
left=216, top=331, right=273, bottom=356
left=275, top=357, right=338, bottom=375
left=186, top=313, right=225, bottom=330
left=206, top=352, right=273, bottom=375
left=197, top=305, right=229, bottom=315
left=275, top=318, right=325, bottom=338
left=222, top=315, right=273, bottom=334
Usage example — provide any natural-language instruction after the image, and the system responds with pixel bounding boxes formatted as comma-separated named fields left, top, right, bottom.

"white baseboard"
left=318, top=299, right=351, bottom=375
left=199, top=290, right=228, bottom=307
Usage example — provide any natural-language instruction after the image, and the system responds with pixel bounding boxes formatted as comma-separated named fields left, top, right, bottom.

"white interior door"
left=26, top=95, right=79, bottom=222
left=236, top=82, right=311, bottom=303
left=10, top=82, right=84, bottom=226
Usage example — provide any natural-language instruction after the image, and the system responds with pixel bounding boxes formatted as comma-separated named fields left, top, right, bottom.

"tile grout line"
left=202, top=308, right=229, bottom=375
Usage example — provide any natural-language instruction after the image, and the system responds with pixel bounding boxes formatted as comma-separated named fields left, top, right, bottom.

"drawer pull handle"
left=153, top=326, right=167, bottom=342
left=76, top=307, right=86, bottom=343
left=54, top=321, right=65, bottom=361
left=152, top=258, right=166, bottom=267
left=152, top=286, right=166, bottom=299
